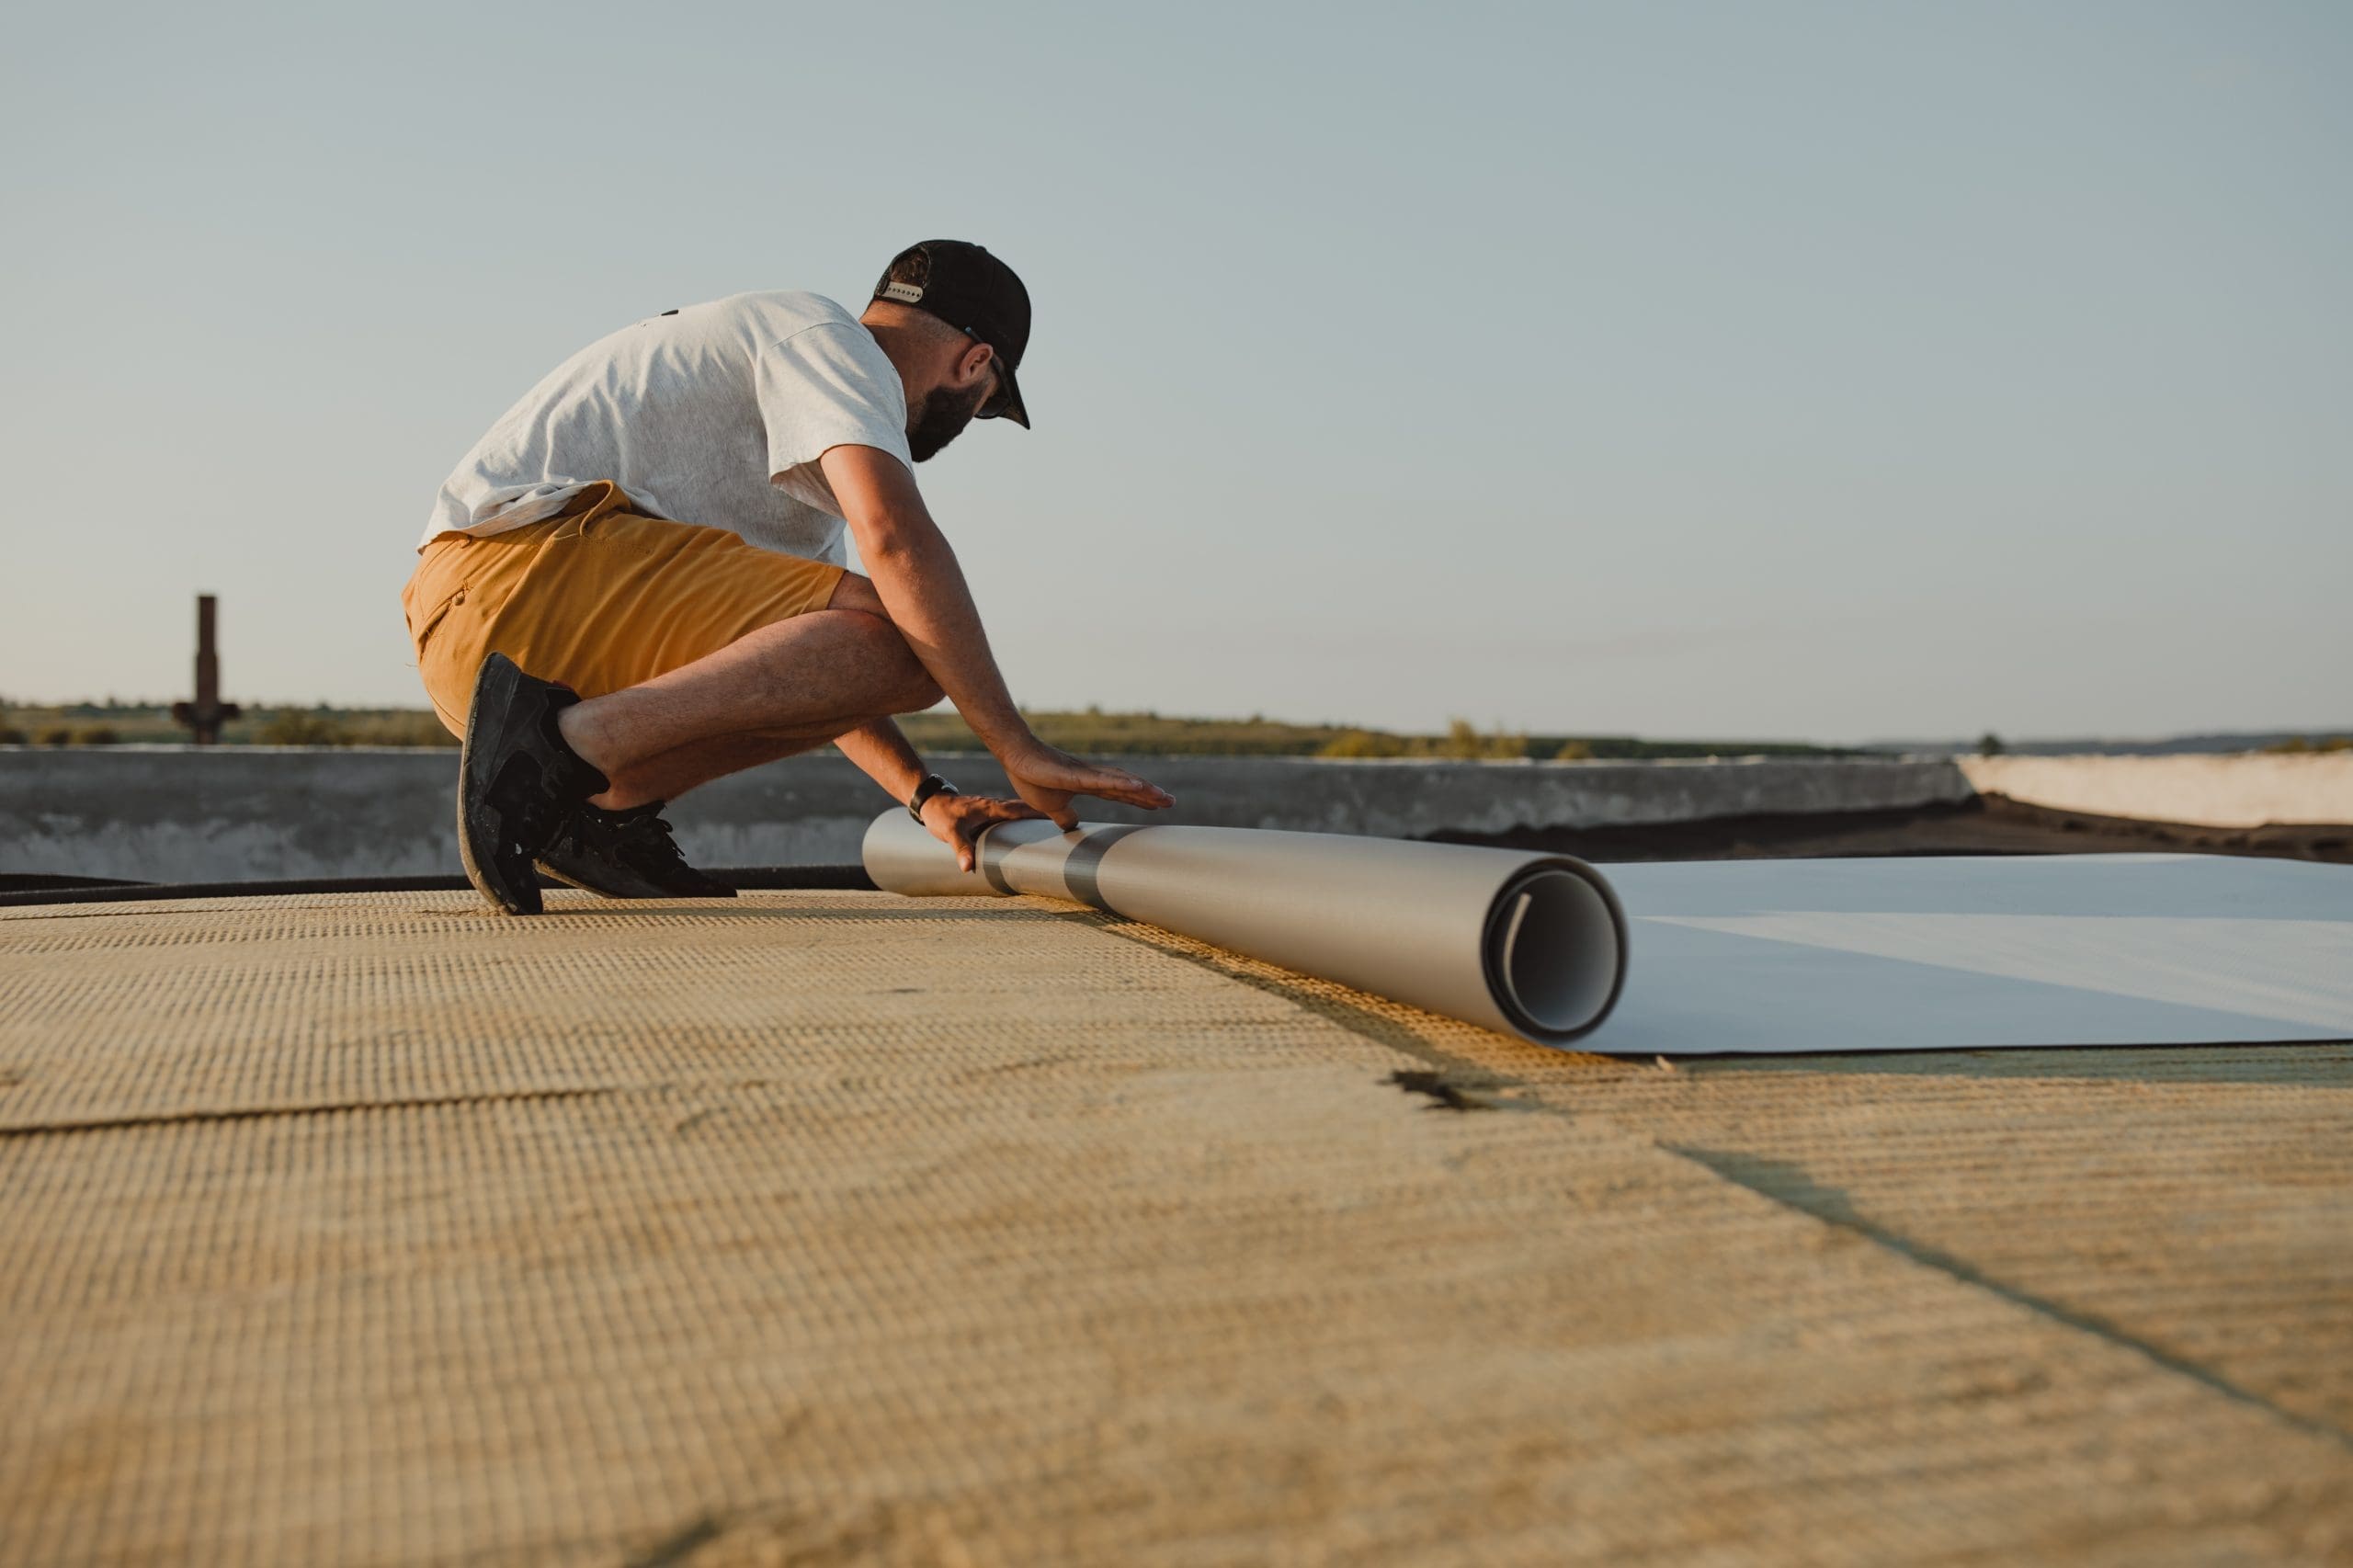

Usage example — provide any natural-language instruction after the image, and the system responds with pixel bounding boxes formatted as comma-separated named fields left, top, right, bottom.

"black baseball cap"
left=871, top=239, right=1033, bottom=428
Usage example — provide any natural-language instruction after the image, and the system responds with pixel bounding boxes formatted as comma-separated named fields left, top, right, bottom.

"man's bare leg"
left=589, top=727, right=843, bottom=810
left=555, top=597, right=940, bottom=812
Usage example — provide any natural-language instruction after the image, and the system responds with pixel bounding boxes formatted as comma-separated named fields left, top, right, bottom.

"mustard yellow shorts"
left=401, top=482, right=847, bottom=736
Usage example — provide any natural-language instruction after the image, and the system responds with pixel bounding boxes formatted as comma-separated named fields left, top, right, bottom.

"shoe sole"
left=533, top=858, right=738, bottom=900
left=533, top=860, right=660, bottom=899
left=457, top=653, right=544, bottom=915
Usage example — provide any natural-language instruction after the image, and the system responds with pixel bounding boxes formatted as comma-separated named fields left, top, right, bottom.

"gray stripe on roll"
left=1063, top=825, right=1143, bottom=913
left=979, top=828, right=1018, bottom=896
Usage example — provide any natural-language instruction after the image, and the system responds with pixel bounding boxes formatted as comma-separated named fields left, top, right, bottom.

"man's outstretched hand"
left=920, top=792, right=1051, bottom=874
left=997, top=739, right=1176, bottom=831
left=915, top=743, right=1177, bottom=871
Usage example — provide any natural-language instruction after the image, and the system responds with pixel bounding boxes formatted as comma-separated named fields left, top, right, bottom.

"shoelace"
left=597, top=802, right=692, bottom=871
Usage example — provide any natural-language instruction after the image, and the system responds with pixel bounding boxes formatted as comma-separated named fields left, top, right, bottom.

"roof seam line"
left=1662, top=1141, right=2353, bottom=1457
left=0, top=1084, right=631, bottom=1141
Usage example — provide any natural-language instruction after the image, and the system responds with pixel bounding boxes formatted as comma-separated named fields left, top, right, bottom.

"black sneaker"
left=535, top=801, right=737, bottom=900
left=458, top=653, right=610, bottom=915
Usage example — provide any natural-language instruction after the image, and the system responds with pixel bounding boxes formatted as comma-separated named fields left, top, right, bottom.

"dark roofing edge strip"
left=0, top=866, right=877, bottom=908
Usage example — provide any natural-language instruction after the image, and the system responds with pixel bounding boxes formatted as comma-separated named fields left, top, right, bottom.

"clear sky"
left=3, top=1, right=2345, bottom=744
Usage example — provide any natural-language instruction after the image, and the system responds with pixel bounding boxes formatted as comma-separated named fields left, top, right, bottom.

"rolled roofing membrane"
left=1599, top=852, right=2353, bottom=1054
left=866, top=817, right=2353, bottom=1054
left=863, top=813, right=1629, bottom=1045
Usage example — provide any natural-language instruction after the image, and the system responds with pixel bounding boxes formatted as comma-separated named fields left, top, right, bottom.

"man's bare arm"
left=833, top=715, right=1043, bottom=871
left=820, top=444, right=1027, bottom=749
left=816, top=443, right=1174, bottom=827
left=832, top=716, right=925, bottom=807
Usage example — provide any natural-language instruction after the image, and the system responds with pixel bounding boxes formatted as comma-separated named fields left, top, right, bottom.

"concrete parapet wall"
left=1, top=747, right=1975, bottom=883
left=1961, top=754, right=2353, bottom=829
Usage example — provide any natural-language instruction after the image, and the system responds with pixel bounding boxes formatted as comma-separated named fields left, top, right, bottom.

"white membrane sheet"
left=1593, top=854, right=2353, bottom=1055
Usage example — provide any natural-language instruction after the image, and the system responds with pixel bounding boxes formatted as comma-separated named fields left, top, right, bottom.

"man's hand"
left=921, top=792, right=1051, bottom=874
left=996, top=738, right=1176, bottom=831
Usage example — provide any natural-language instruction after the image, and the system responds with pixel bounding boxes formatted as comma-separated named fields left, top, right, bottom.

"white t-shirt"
left=418, top=290, right=913, bottom=559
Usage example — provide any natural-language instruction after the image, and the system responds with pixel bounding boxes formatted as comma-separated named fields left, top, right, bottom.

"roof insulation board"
left=1, top=885, right=2348, bottom=1562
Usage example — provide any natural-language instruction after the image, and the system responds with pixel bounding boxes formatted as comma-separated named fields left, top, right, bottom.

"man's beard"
left=907, top=379, right=989, bottom=463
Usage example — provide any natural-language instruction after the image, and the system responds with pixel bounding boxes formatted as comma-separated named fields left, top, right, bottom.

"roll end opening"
left=1483, top=866, right=1625, bottom=1041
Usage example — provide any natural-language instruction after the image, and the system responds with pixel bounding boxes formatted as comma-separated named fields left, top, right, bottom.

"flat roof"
left=3, top=889, right=2347, bottom=1561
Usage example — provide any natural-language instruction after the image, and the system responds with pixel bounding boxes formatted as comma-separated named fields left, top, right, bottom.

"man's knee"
left=859, top=616, right=942, bottom=712
left=892, top=666, right=946, bottom=715
left=824, top=581, right=941, bottom=713
left=826, top=570, right=886, bottom=619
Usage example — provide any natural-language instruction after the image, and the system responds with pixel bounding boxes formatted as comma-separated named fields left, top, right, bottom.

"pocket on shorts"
left=405, top=582, right=470, bottom=658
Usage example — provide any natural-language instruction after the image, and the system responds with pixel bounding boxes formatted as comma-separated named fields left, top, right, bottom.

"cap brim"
left=988, top=359, right=1030, bottom=429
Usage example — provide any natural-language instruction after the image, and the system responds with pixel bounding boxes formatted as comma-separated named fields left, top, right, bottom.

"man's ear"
left=956, top=337, right=996, bottom=388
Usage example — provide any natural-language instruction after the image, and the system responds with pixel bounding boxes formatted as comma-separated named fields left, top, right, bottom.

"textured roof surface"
left=3, top=889, right=2349, bottom=1564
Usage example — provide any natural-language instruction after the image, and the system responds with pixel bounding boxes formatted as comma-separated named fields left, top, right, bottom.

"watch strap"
left=906, top=773, right=959, bottom=824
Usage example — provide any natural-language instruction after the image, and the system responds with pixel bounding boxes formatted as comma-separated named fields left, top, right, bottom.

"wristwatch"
left=906, top=773, right=960, bottom=824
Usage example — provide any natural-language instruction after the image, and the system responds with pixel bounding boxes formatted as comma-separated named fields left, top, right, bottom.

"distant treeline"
left=0, top=700, right=1843, bottom=757
left=0, top=702, right=457, bottom=748
left=9, top=700, right=2346, bottom=759
left=894, top=710, right=1855, bottom=761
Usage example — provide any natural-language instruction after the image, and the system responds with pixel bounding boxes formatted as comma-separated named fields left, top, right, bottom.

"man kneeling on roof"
left=404, top=239, right=1173, bottom=915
